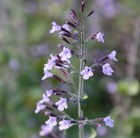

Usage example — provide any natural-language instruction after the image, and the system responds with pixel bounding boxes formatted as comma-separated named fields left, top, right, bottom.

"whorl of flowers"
left=35, top=1, right=117, bottom=137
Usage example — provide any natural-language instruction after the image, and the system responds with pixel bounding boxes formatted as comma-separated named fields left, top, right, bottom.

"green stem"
left=78, top=15, right=85, bottom=138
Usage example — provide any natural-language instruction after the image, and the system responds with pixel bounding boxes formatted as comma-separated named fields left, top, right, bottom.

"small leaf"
left=82, top=94, right=88, bottom=100
left=118, top=79, right=139, bottom=96
left=89, top=128, right=97, bottom=138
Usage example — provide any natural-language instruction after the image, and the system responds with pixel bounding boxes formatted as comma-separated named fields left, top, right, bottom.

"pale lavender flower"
left=35, top=93, right=50, bottom=113
left=46, top=90, right=53, bottom=97
left=42, top=69, right=53, bottom=80
left=40, top=93, right=50, bottom=103
left=45, top=116, right=57, bottom=127
left=59, top=120, right=71, bottom=130
left=59, top=47, right=72, bottom=63
left=103, top=116, right=114, bottom=127
left=50, top=22, right=70, bottom=34
left=96, top=32, right=104, bottom=43
left=102, top=63, right=113, bottom=76
left=62, top=24, right=71, bottom=31
left=35, top=102, right=46, bottom=114
left=108, top=50, right=118, bottom=61
left=107, top=82, right=117, bottom=94
left=50, top=22, right=61, bottom=33
left=44, top=55, right=58, bottom=70
left=39, top=124, right=53, bottom=136
left=80, top=66, right=93, bottom=80
left=97, top=126, right=107, bottom=136
left=55, top=98, right=68, bottom=111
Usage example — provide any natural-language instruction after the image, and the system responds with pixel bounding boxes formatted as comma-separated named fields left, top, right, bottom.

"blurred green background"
left=0, top=0, right=140, bottom=138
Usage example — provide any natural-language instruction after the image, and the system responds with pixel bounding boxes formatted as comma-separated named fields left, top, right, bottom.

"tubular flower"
left=35, top=102, right=46, bottom=114
left=108, top=50, right=118, bottom=61
left=59, top=47, right=72, bottom=63
left=45, top=90, right=53, bottom=97
left=55, top=98, right=68, bottom=111
left=59, top=120, right=71, bottom=130
left=44, top=55, right=58, bottom=70
left=102, top=63, right=113, bottom=76
left=50, top=22, right=61, bottom=33
left=42, top=69, right=53, bottom=80
left=80, top=66, right=93, bottom=80
left=45, top=116, right=57, bottom=127
left=39, top=124, right=53, bottom=136
left=96, top=32, right=104, bottom=43
left=103, top=116, right=114, bottom=128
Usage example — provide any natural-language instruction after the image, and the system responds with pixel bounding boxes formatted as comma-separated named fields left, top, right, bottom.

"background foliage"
left=0, top=0, right=140, bottom=138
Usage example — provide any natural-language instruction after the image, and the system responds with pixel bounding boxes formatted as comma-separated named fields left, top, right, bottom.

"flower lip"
left=103, top=116, right=114, bottom=128
left=80, top=66, right=94, bottom=80
left=59, top=47, right=72, bottom=62
left=42, top=70, right=53, bottom=80
left=108, top=50, right=118, bottom=61
left=102, top=63, right=113, bottom=76
left=39, top=124, right=53, bottom=136
left=49, top=22, right=61, bottom=34
left=96, top=32, right=104, bottom=43
left=45, top=116, right=57, bottom=127
left=55, top=97, right=68, bottom=111
left=59, top=120, right=71, bottom=130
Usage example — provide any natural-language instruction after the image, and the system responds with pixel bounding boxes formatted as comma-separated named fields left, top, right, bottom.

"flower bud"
left=81, top=1, right=85, bottom=13
left=70, top=9, right=77, bottom=19
left=66, top=21, right=77, bottom=28
left=87, top=10, right=94, bottom=17
left=59, top=36, right=71, bottom=44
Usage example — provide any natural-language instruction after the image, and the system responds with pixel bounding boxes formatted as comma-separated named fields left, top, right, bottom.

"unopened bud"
left=81, top=1, right=85, bottom=13
left=61, top=37, right=71, bottom=45
left=66, top=21, right=77, bottom=28
left=87, top=10, right=94, bottom=17
left=70, top=9, right=78, bottom=20
left=58, top=44, right=65, bottom=49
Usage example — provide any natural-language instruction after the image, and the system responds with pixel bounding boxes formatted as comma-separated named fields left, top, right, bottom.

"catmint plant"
left=35, top=1, right=117, bottom=138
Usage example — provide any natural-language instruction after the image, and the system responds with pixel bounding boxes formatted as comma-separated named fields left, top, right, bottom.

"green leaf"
left=89, top=128, right=97, bottom=138
left=118, top=79, right=139, bottom=96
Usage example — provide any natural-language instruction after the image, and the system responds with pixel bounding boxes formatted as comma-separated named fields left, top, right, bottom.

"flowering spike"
left=37, top=1, right=117, bottom=136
